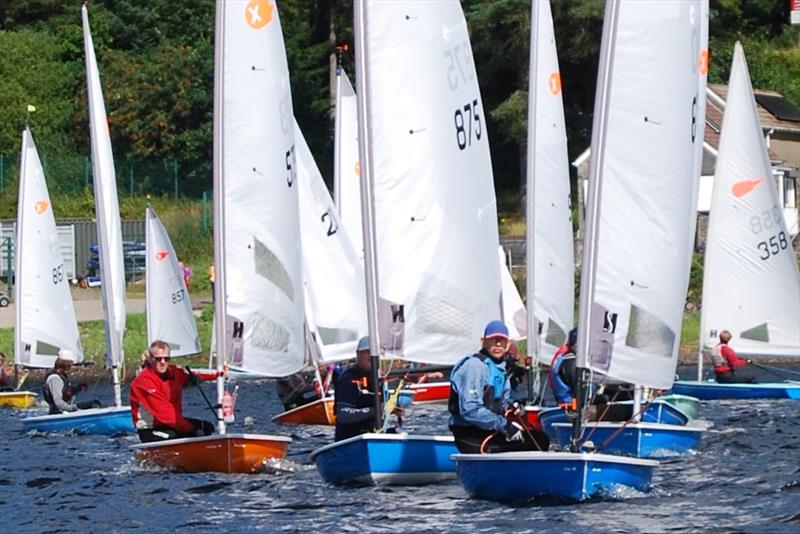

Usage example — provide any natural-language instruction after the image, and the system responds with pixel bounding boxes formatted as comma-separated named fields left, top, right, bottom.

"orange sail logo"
left=732, top=178, right=763, bottom=198
left=548, top=72, right=561, bottom=96
left=699, top=49, right=709, bottom=75
left=34, top=200, right=49, bottom=214
left=155, top=250, right=169, bottom=261
left=245, top=0, right=273, bottom=29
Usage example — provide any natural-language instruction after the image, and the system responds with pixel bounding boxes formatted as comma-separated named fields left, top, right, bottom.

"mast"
left=353, top=0, right=383, bottom=430
left=572, top=0, right=619, bottom=450
left=212, top=0, right=227, bottom=435
left=14, top=127, right=29, bottom=367
left=333, top=57, right=344, bottom=212
left=524, top=0, right=541, bottom=404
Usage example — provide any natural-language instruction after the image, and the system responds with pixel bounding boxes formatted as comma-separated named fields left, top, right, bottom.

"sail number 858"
left=52, top=263, right=65, bottom=285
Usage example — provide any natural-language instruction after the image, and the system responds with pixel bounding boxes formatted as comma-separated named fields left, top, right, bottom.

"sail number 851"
left=757, top=231, right=788, bottom=261
left=454, top=100, right=482, bottom=150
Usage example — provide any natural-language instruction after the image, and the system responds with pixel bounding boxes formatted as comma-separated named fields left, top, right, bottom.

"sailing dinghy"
left=455, top=0, right=707, bottom=499
left=23, top=5, right=135, bottom=434
left=1, top=127, right=78, bottom=411
left=315, top=0, right=525, bottom=484
left=131, top=0, right=300, bottom=472
left=672, top=43, right=800, bottom=401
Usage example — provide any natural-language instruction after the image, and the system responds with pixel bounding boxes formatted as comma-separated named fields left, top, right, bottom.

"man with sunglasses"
left=129, top=340, right=221, bottom=443
left=448, top=320, right=549, bottom=453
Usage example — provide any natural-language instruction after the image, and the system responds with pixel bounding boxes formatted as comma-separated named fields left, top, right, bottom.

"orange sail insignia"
left=732, top=178, right=763, bottom=198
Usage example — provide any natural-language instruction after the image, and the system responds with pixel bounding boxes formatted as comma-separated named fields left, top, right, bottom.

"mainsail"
left=699, top=43, right=800, bottom=359
left=145, top=206, right=200, bottom=357
left=366, top=0, right=502, bottom=365
left=15, top=127, right=83, bottom=368
left=82, top=5, right=126, bottom=405
left=295, top=118, right=367, bottom=363
left=215, top=0, right=304, bottom=377
left=578, top=0, right=705, bottom=390
left=525, top=0, right=575, bottom=362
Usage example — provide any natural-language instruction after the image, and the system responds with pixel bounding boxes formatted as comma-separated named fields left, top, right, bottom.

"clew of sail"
left=295, top=118, right=367, bottom=363
left=145, top=206, right=201, bottom=357
left=699, top=43, right=800, bottom=359
left=579, top=1, right=704, bottom=390
left=366, top=0, right=501, bottom=365
left=82, top=5, right=126, bottom=370
left=218, top=0, right=304, bottom=377
left=15, top=128, right=83, bottom=368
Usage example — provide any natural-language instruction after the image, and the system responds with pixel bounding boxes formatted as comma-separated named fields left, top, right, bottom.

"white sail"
left=526, top=0, right=575, bottom=362
left=82, top=5, right=126, bottom=371
left=579, top=1, right=705, bottom=389
left=699, top=43, right=800, bottom=359
left=366, top=0, right=502, bottom=365
left=145, top=206, right=200, bottom=357
left=14, top=127, right=83, bottom=368
left=217, top=0, right=304, bottom=377
left=295, top=118, right=367, bottom=363
left=334, top=70, right=363, bottom=257
left=499, top=247, right=526, bottom=341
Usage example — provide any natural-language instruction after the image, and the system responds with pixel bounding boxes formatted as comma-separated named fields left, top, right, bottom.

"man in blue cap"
left=333, top=336, right=378, bottom=441
left=448, top=320, right=549, bottom=453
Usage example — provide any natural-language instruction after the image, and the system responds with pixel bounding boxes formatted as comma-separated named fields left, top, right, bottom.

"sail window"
left=740, top=323, right=769, bottom=343
left=625, top=305, right=675, bottom=359
left=252, top=237, right=295, bottom=302
left=250, top=312, right=291, bottom=352
left=414, top=291, right=472, bottom=339
left=545, top=318, right=567, bottom=348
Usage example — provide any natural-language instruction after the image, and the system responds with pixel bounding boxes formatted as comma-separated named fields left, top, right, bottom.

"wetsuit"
left=333, top=365, right=376, bottom=441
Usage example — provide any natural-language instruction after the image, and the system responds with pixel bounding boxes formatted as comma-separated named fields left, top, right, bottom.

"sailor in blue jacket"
left=448, top=320, right=550, bottom=453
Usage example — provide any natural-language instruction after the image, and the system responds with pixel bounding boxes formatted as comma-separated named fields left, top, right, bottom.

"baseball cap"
left=356, top=336, right=370, bottom=352
left=483, top=320, right=509, bottom=339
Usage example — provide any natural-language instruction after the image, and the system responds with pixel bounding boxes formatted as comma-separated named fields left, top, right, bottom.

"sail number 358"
left=757, top=231, right=788, bottom=261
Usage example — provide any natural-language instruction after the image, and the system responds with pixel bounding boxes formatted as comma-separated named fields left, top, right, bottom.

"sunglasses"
left=152, top=356, right=171, bottom=362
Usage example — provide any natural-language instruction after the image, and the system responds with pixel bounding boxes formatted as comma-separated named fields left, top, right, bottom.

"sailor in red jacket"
left=130, top=340, right=221, bottom=442
left=711, top=330, right=756, bottom=384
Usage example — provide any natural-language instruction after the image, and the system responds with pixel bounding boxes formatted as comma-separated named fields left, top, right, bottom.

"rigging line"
left=749, top=361, right=800, bottom=379
left=595, top=398, right=653, bottom=454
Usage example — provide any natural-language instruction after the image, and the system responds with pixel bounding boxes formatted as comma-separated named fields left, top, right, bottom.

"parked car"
left=0, top=291, right=9, bottom=307
left=86, top=241, right=146, bottom=282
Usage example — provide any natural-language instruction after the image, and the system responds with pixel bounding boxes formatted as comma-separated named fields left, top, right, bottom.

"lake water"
left=1, top=367, right=798, bottom=533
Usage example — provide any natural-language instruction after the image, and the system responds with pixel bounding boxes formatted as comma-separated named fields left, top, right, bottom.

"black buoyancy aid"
left=42, top=371, right=76, bottom=405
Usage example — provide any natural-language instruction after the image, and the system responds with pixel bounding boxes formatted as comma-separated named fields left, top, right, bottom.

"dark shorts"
left=137, top=418, right=215, bottom=443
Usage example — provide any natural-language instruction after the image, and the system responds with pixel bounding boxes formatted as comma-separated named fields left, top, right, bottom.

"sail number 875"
left=454, top=100, right=482, bottom=150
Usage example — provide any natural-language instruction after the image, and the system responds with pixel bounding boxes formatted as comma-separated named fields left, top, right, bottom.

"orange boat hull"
left=272, top=397, right=335, bottom=426
left=407, top=381, right=450, bottom=403
left=132, top=434, right=290, bottom=473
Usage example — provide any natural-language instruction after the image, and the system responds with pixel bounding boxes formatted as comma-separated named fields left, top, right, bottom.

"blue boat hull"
left=453, top=451, right=658, bottom=501
left=671, top=380, right=800, bottom=400
left=310, top=433, right=457, bottom=485
left=539, top=400, right=689, bottom=440
left=553, top=422, right=704, bottom=458
left=22, top=406, right=134, bottom=434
